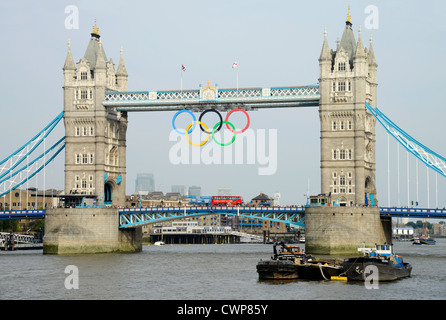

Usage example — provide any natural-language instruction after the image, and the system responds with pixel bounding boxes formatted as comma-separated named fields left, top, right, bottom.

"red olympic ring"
left=225, top=108, right=250, bottom=134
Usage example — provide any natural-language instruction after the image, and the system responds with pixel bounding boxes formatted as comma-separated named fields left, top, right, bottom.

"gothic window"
left=81, top=179, right=87, bottom=189
left=348, top=149, right=352, bottom=159
left=333, top=172, right=337, bottom=178
left=348, top=172, right=352, bottom=178
left=332, top=149, right=337, bottom=160
left=82, top=154, right=88, bottom=164
left=348, top=120, right=352, bottom=130
left=340, top=150, right=346, bottom=160
left=90, top=127, right=94, bottom=136
left=83, top=127, right=88, bottom=136
left=348, top=81, right=352, bottom=91
left=332, top=121, right=337, bottom=130
left=89, top=90, right=93, bottom=99
left=338, top=62, right=346, bottom=71
left=340, top=177, right=346, bottom=185
left=75, top=91, right=79, bottom=100
left=75, top=127, right=80, bottom=136
left=76, top=154, right=81, bottom=164
left=338, top=82, right=346, bottom=91
left=80, top=72, right=87, bottom=80
left=90, top=154, right=94, bottom=164
left=81, top=90, right=88, bottom=99
left=340, top=121, right=345, bottom=130
left=332, top=82, right=336, bottom=92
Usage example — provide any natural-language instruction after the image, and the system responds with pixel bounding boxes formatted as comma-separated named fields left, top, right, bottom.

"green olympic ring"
left=212, top=121, right=236, bottom=146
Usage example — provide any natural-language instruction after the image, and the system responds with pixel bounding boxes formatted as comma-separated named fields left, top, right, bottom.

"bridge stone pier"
left=304, top=11, right=391, bottom=254
left=44, top=208, right=141, bottom=254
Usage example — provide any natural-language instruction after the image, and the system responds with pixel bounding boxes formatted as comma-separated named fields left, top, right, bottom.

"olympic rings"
left=172, top=108, right=250, bottom=146
left=185, top=121, right=209, bottom=147
left=172, top=110, right=196, bottom=135
left=199, top=109, right=222, bottom=134
left=212, top=121, right=236, bottom=146
left=225, top=108, right=250, bottom=133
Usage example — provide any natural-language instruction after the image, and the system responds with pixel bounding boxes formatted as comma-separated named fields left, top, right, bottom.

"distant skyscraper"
left=171, top=185, right=187, bottom=196
left=135, top=173, right=154, bottom=193
left=188, top=186, right=201, bottom=198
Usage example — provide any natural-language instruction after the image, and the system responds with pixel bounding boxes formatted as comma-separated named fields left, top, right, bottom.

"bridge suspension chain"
left=366, top=102, right=446, bottom=178
left=0, top=112, right=65, bottom=198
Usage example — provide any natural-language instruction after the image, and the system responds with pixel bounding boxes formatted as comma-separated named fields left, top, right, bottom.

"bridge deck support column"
left=43, top=208, right=141, bottom=254
left=304, top=206, right=391, bottom=255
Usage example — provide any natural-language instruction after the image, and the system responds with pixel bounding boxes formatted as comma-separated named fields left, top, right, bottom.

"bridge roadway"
left=1, top=207, right=445, bottom=227
left=102, top=85, right=320, bottom=112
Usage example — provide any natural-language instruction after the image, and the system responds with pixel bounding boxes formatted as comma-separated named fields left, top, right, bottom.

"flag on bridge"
left=232, top=61, right=238, bottom=69
left=181, top=64, right=186, bottom=71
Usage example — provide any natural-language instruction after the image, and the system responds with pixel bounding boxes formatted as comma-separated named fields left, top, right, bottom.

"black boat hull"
left=342, top=257, right=412, bottom=281
left=256, top=260, right=344, bottom=280
left=257, top=260, right=299, bottom=280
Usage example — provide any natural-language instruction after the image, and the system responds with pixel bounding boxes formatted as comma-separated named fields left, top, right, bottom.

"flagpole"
left=180, top=67, right=183, bottom=92
left=236, top=67, right=238, bottom=92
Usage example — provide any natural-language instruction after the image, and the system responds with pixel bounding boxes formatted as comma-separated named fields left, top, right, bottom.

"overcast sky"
left=1, top=0, right=445, bottom=207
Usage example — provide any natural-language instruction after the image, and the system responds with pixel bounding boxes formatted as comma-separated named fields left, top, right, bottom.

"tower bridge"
left=1, top=9, right=446, bottom=254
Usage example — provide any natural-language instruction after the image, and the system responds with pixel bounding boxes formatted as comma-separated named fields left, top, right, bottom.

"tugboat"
left=256, top=241, right=311, bottom=280
left=419, top=236, right=436, bottom=245
left=256, top=241, right=344, bottom=280
left=342, top=244, right=412, bottom=281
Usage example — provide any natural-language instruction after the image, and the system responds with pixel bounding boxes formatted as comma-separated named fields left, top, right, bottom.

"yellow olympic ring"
left=185, top=121, right=210, bottom=147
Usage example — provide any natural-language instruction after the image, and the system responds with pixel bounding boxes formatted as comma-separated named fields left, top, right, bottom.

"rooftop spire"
left=346, top=4, right=352, bottom=26
left=91, top=18, right=100, bottom=38
left=63, top=38, right=75, bottom=71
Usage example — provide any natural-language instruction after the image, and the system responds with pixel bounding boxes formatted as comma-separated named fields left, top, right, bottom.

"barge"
left=342, top=244, right=412, bottom=281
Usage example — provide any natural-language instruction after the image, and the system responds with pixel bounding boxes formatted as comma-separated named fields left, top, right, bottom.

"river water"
left=1, top=239, right=445, bottom=300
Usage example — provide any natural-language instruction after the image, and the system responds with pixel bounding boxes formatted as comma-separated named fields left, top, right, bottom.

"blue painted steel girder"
left=0, top=210, right=46, bottom=220
left=118, top=206, right=305, bottom=229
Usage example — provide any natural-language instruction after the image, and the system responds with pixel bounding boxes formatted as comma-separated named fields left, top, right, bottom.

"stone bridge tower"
left=62, top=20, right=128, bottom=207
left=305, top=9, right=391, bottom=255
left=318, top=8, right=378, bottom=207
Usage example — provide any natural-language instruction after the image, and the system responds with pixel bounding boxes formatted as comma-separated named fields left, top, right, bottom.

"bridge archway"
left=104, top=183, right=113, bottom=205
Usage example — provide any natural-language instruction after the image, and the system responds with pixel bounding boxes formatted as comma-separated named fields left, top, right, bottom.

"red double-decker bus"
left=210, top=196, right=242, bottom=206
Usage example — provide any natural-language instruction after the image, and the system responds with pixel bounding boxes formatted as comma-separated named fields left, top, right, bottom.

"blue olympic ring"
left=172, top=110, right=196, bottom=135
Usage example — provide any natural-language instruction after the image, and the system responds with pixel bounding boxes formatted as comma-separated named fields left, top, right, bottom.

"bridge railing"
left=103, top=85, right=320, bottom=110
left=380, top=207, right=446, bottom=218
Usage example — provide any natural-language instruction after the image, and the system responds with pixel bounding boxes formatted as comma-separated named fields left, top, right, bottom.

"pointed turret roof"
left=354, top=26, right=366, bottom=58
left=367, top=35, right=377, bottom=67
left=83, top=19, right=108, bottom=68
left=339, top=6, right=356, bottom=63
left=116, top=46, right=128, bottom=76
left=94, top=39, right=107, bottom=69
left=63, top=39, right=75, bottom=71
left=319, top=28, right=331, bottom=61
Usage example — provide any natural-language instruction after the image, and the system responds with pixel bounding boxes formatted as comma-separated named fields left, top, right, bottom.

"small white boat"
left=154, top=241, right=165, bottom=246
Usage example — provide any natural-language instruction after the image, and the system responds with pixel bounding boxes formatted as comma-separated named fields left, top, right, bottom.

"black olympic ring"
left=198, top=109, right=223, bottom=134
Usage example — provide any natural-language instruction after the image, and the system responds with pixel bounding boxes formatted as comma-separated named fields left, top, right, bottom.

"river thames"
left=1, top=239, right=445, bottom=300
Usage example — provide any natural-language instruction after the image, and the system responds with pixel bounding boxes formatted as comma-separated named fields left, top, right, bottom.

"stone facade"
left=43, top=208, right=142, bottom=254
left=318, top=16, right=378, bottom=206
left=62, top=21, right=128, bottom=207
left=305, top=206, right=391, bottom=255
